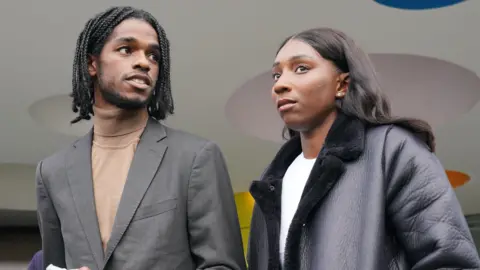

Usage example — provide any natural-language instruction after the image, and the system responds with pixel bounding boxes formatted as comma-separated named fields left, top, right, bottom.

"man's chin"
left=113, top=100, right=148, bottom=110
left=101, top=90, right=150, bottom=110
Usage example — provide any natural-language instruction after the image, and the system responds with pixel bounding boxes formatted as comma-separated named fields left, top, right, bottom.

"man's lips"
left=125, top=73, right=151, bottom=89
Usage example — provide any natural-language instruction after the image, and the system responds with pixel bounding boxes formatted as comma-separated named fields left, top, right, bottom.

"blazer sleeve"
left=36, top=161, right=66, bottom=269
left=384, top=127, right=480, bottom=269
left=187, top=141, right=247, bottom=270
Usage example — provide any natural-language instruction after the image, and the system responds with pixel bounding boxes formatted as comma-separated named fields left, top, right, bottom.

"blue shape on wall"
left=374, top=0, right=466, bottom=10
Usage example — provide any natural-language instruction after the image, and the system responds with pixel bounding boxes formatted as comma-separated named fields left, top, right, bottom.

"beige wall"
left=0, top=164, right=37, bottom=211
left=0, top=262, right=29, bottom=270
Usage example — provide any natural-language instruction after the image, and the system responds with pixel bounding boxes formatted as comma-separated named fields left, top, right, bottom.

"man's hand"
left=78, top=267, right=91, bottom=270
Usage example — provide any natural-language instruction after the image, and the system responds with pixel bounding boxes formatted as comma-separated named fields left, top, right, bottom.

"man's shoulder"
left=163, top=125, right=217, bottom=153
left=38, top=139, right=76, bottom=177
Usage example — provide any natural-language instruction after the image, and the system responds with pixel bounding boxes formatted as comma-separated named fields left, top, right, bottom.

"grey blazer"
left=36, top=118, right=247, bottom=270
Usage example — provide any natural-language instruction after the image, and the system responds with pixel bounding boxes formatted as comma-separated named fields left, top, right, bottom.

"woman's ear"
left=336, top=73, right=350, bottom=98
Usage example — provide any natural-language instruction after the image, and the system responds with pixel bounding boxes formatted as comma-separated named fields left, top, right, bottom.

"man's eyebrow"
left=113, top=36, right=137, bottom=43
left=113, top=36, right=160, bottom=52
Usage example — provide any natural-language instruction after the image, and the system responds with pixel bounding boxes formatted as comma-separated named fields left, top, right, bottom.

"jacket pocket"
left=132, top=198, right=177, bottom=222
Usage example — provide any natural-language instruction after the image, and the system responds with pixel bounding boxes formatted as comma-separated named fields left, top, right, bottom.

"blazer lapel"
left=103, top=119, right=168, bottom=263
left=66, top=130, right=104, bottom=269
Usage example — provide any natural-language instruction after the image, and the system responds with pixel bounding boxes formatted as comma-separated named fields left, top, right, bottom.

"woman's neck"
left=300, top=111, right=337, bottom=159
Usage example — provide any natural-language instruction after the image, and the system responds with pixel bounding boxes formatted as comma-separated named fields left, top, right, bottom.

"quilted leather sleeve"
left=384, top=126, right=480, bottom=270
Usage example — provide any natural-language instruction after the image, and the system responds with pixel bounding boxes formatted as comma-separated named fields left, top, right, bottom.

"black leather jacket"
left=248, top=114, right=480, bottom=270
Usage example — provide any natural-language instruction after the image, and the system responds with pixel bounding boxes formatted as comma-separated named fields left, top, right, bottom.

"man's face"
left=88, top=18, right=160, bottom=110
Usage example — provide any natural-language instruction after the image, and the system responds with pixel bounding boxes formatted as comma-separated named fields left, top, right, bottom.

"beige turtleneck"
left=91, top=106, right=148, bottom=251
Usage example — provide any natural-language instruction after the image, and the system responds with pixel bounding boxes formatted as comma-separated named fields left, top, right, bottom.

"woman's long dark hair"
left=279, top=28, right=435, bottom=152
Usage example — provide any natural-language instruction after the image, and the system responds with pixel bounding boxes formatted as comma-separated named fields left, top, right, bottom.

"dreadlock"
left=70, top=6, right=174, bottom=124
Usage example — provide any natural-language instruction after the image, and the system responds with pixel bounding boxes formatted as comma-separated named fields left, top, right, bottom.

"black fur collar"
left=249, top=112, right=366, bottom=270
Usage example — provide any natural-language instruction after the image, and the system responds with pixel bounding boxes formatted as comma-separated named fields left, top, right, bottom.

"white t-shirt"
left=279, top=153, right=316, bottom=266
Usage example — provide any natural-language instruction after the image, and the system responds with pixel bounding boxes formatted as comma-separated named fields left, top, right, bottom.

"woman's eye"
left=295, top=65, right=309, bottom=73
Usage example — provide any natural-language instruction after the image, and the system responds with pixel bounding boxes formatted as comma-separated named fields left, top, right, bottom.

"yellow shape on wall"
left=234, top=192, right=255, bottom=257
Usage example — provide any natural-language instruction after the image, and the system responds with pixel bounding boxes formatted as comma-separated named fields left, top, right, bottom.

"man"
left=36, top=6, right=246, bottom=270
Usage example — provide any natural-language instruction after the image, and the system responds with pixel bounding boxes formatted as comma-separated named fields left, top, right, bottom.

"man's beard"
left=96, top=67, right=152, bottom=110
left=99, top=88, right=151, bottom=110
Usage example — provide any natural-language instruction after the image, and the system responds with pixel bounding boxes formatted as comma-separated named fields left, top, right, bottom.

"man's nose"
left=133, top=54, right=150, bottom=72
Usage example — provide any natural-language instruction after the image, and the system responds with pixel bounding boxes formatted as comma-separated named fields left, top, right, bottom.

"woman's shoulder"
left=366, top=124, right=433, bottom=157
left=369, top=123, right=430, bottom=144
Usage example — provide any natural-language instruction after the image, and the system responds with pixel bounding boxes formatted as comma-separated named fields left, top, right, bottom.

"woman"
left=247, top=28, right=480, bottom=270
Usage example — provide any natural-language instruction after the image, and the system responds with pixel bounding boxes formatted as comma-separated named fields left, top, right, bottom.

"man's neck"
left=300, top=111, right=337, bottom=159
left=93, top=105, right=148, bottom=137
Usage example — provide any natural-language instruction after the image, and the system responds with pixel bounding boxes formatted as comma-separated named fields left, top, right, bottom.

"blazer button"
left=269, top=185, right=275, bottom=191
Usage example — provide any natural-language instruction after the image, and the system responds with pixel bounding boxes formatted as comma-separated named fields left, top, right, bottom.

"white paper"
left=46, top=265, right=65, bottom=270
left=46, top=264, right=77, bottom=270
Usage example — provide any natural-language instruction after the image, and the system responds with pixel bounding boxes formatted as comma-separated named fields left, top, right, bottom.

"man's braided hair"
left=70, top=6, right=174, bottom=124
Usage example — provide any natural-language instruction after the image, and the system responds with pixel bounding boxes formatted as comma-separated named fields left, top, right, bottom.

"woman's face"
left=271, top=39, right=348, bottom=132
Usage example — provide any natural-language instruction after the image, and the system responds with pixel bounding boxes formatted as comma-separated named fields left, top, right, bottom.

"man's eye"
left=149, top=53, right=159, bottom=62
left=118, top=47, right=131, bottom=54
